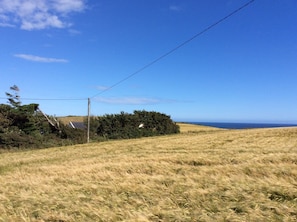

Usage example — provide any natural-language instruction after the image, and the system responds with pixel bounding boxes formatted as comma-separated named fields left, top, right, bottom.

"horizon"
left=57, top=114, right=297, bottom=125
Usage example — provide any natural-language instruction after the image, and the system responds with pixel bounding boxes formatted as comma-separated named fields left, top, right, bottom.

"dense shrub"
left=1, top=85, right=179, bottom=149
left=59, top=124, right=87, bottom=144
left=0, top=103, right=86, bottom=149
left=0, top=104, right=179, bottom=149
left=0, top=85, right=88, bottom=150
left=95, top=110, right=179, bottom=140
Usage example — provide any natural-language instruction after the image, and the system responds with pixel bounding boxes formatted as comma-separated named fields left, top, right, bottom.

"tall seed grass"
left=0, top=124, right=296, bottom=221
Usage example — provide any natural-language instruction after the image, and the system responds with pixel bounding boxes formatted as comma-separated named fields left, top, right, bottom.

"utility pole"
left=87, top=98, right=90, bottom=143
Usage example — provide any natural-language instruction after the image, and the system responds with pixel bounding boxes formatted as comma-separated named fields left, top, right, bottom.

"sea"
left=188, top=122, right=297, bottom=129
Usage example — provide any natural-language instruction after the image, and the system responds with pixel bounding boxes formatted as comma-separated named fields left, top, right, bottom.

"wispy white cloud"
left=94, top=85, right=110, bottom=91
left=68, top=28, right=81, bottom=35
left=0, top=22, right=15, bottom=28
left=53, top=0, right=85, bottom=13
left=14, top=54, right=68, bottom=63
left=169, top=5, right=182, bottom=12
left=94, top=96, right=176, bottom=105
left=0, top=0, right=86, bottom=30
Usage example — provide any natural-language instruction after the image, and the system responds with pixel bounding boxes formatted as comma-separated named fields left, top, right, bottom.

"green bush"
left=0, top=102, right=87, bottom=149
left=1, top=86, right=179, bottom=149
left=95, top=110, right=179, bottom=140
left=0, top=85, right=89, bottom=150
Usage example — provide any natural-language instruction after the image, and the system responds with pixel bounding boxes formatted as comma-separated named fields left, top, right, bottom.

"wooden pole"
left=87, top=98, right=90, bottom=143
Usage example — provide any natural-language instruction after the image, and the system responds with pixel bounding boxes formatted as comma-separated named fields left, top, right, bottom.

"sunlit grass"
left=0, top=124, right=296, bottom=221
left=58, top=116, right=85, bottom=125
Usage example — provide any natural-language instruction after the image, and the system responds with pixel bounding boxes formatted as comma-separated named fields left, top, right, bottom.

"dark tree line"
left=0, top=86, right=179, bottom=149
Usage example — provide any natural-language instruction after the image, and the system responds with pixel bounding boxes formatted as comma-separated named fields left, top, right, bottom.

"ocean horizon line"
left=184, top=122, right=297, bottom=129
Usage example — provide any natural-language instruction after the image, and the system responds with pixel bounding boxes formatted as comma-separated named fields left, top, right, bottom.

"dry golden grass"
left=58, top=116, right=85, bottom=125
left=0, top=124, right=297, bottom=221
left=178, top=123, right=222, bottom=133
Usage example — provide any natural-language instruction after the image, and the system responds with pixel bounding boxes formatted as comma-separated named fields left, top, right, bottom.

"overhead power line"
left=19, top=98, right=86, bottom=101
left=0, top=97, right=86, bottom=101
left=91, top=0, right=255, bottom=99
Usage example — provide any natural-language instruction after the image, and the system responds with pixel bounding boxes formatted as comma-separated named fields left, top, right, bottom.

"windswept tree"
left=0, top=85, right=87, bottom=149
left=5, top=85, right=21, bottom=108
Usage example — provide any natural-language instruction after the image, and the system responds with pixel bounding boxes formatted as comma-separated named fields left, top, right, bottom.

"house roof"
left=69, top=121, right=86, bottom=130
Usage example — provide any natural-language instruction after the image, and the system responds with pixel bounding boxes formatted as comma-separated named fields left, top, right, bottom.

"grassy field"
left=58, top=116, right=85, bottom=125
left=0, top=124, right=296, bottom=221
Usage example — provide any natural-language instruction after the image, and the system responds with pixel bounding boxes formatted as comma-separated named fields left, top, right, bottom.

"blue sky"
left=1, top=0, right=297, bottom=123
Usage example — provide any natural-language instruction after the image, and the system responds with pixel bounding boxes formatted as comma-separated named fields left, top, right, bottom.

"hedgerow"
left=1, top=86, right=179, bottom=149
